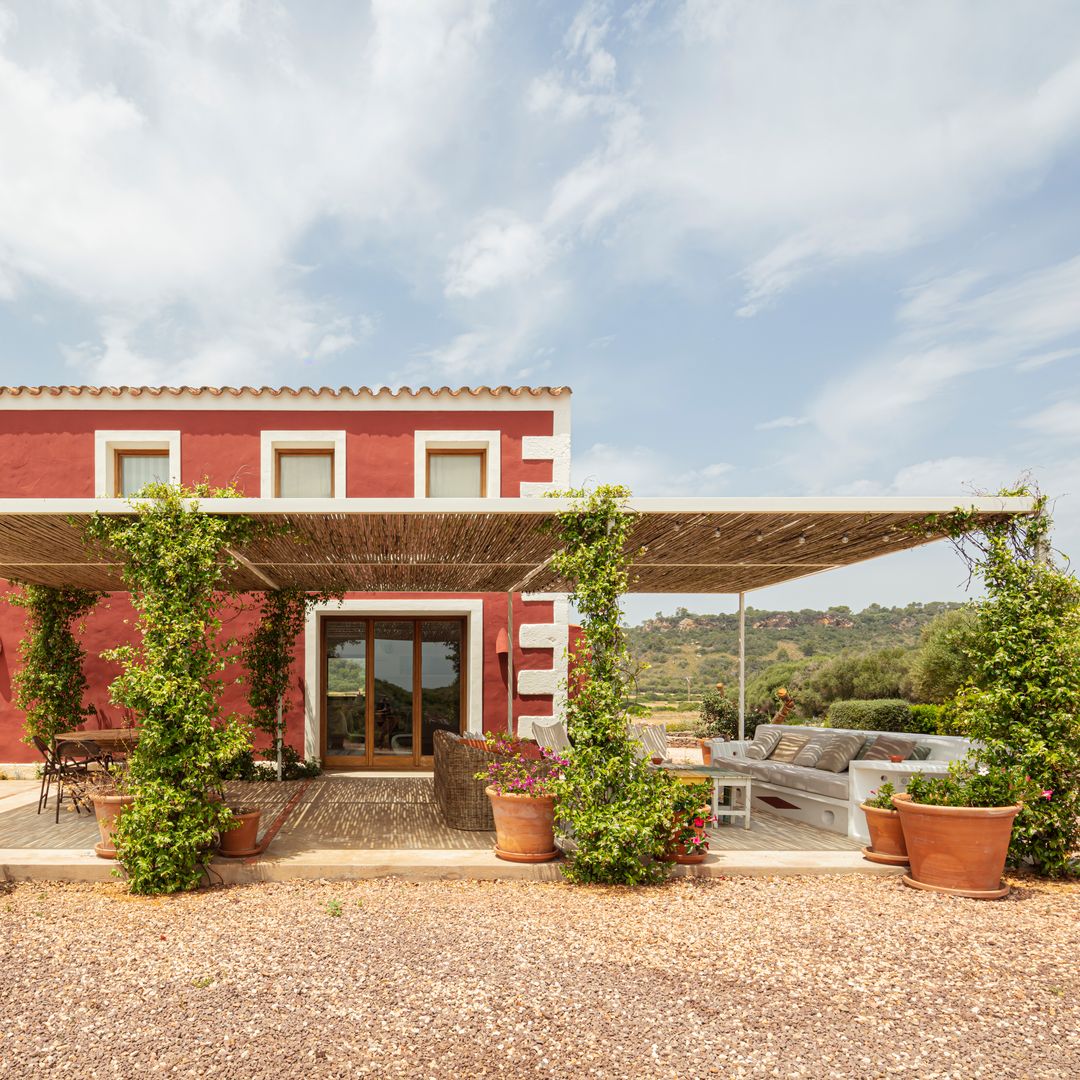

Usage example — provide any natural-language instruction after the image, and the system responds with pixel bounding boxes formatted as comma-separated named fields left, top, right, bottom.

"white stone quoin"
left=515, top=592, right=570, bottom=738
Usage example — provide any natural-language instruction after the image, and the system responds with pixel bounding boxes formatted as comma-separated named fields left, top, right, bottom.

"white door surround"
left=302, top=598, right=484, bottom=760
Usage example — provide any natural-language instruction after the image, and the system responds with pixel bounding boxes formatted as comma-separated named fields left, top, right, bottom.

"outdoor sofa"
left=712, top=723, right=971, bottom=838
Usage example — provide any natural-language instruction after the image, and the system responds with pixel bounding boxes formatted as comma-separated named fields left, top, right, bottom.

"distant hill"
left=627, top=602, right=964, bottom=701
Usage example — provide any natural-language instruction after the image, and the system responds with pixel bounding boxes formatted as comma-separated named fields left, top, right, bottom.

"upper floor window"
left=260, top=431, right=346, bottom=499
left=95, top=430, right=180, bottom=498
left=276, top=449, right=334, bottom=498
left=115, top=450, right=170, bottom=497
left=426, top=449, right=486, bottom=498
left=414, top=431, right=500, bottom=498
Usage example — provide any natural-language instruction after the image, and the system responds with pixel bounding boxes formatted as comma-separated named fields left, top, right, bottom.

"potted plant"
left=894, top=762, right=1029, bottom=899
left=664, top=781, right=715, bottom=864
left=859, top=781, right=908, bottom=866
left=477, top=734, right=566, bottom=863
left=219, top=804, right=262, bottom=858
left=84, top=768, right=135, bottom=860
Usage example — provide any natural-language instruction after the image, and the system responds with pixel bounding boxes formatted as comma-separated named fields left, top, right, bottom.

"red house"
left=0, top=385, right=573, bottom=768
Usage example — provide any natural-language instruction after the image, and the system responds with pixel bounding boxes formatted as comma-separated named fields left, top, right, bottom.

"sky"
left=0, top=0, right=1078, bottom=624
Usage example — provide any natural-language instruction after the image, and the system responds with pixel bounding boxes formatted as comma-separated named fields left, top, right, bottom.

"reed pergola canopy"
left=0, top=496, right=1037, bottom=594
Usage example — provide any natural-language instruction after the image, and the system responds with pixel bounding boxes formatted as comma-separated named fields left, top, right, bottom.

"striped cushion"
left=745, top=726, right=784, bottom=761
left=768, top=731, right=811, bottom=763
left=792, top=734, right=834, bottom=768
left=861, top=734, right=918, bottom=761
left=813, top=732, right=866, bottom=772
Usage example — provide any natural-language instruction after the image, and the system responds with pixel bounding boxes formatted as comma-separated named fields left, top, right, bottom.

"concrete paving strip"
left=1, top=845, right=903, bottom=883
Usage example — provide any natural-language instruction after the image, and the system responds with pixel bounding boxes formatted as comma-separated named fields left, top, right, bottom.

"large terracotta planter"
left=92, top=793, right=135, bottom=860
left=485, top=787, right=557, bottom=863
left=700, top=740, right=712, bottom=766
left=893, top=794, right=1020, bottom=900
left=219, top=806, right=262, bottom=858
left=860, top=803, right=908, bottom=866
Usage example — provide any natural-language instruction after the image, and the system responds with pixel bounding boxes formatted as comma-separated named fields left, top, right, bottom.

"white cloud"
left=755, top=415, right=809, bottom=431
left=1021, top=401, right=1080, bottom=442
left=444, top=213, right=550, bottom=298
left=573, top=442, right=734, bottom=495
left=0, top=0, right=495, bottom=384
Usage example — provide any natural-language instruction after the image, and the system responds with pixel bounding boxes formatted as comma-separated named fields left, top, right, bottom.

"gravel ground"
left=1, top=875, right=1077, bottom=1080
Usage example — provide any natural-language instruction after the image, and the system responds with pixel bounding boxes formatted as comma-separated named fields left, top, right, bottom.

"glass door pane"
left=325, top=620, right=366, bottom=761
left=372, top=621, right=414, bottom=759
left=420, top=620, right=463, bottom=756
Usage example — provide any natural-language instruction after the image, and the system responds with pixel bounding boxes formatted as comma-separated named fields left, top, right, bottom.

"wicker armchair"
left=433, top=730, right=496, bottom=831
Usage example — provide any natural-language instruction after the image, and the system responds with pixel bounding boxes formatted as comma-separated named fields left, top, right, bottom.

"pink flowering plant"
left=670, top=781, right=715, bottom=855
left=476, top=734, right=568, bottom=797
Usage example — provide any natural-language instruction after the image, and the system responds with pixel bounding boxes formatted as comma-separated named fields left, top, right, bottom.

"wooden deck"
left=0, top=776, right=859, bottom=854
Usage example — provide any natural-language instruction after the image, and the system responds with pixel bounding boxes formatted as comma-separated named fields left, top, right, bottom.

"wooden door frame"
left=319, top=614, right=467, bottom=770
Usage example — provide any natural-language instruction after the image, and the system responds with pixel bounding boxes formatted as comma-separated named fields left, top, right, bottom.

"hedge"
left=826, top=698, right=912, bottom=732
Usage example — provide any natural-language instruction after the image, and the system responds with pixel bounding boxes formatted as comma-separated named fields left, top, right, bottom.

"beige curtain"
left=278, top=453, right=333, bottom=498
left=428, top=453, right=483, bottom=497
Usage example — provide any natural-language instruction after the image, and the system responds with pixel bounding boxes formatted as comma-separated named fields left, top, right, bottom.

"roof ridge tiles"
left=0, top=384, right=569, bottom=398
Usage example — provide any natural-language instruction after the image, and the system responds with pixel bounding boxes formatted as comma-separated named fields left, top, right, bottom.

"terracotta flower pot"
left=700, top=740, right=712, bottom=766
left=673, top=842, right=707, bottom=865
left=485, top=787, right=557, bottom=863
left=219, top=806, right=262, bottom=858
left=860, top=803, right=908, bottom=866
left=92, top=793, right=135, bottom=859
left=893, top=793, right=1020, bottom=899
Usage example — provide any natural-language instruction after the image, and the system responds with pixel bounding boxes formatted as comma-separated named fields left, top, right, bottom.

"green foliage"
left=8, top=585, right=101, bottom=744
left=670, top=781, right=713, bottom=855
left=696, top=687, right=740, bottom=740
left=326, top=899, right=342, bottom=918
left=863, top=781, right=897, bottom=811
left=242, top=587, right=339, bottom=776
left=222, top=744, right=321, bottom=782
left=904, top=606, right=982, bottom=704
left=475, top=734, right=566, bottom=796
left=927, top=489, right=1080, bottom=876
left=904, top=761, right=1031, bottom=809
left=84, top=482, right=261, bottom=894
left=826, top=698, right=912, bottom=732
left=907, top=703, right=944, bottom=735
left=548, top=485, right=677, bottom=885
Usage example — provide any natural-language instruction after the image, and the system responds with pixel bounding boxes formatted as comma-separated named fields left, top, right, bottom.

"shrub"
left=223, top=745, right=321, bottom=782
left=696, top=688, right=739, bottom=740
left=907, top=703, right=944, bottom=735
left=905, top=761, right=1032, bottom=809
left=863, top=781, right=897, bottom=811
left=826, top=698, right=912, bottom=732
left=930, top=488, right=1080, bottom=876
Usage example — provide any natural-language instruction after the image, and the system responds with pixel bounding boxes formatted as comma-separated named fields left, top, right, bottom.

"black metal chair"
left=32, top=735, right=104, bottom=823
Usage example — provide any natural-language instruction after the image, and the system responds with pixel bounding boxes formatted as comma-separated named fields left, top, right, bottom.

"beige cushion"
left=860, top=734, right=917, bottom=761
left=768, top=730, right=811, bottom=763
left=792, top=734, right=834, bottom=768
left=745, top=726, right=784, bottom=761
left=812, top=732, right=866, bottom=772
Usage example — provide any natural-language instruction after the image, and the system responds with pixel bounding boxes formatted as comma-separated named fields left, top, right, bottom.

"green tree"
left=904, top=606, right=981, bottom=703
left=931, top=489, right=1080, bottom=876
left=85, top=483, right=260, bottom=894
left=548, top=485, right=675, bottom=885
left=8, top=585, right=101, bottom=744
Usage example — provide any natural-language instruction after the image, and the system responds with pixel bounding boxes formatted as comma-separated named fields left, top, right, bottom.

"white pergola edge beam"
left=0, top=495, right=1039, bottom=516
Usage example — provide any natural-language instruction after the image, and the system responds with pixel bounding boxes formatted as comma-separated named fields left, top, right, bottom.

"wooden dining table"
left=54, top=727, right=141, bottom=757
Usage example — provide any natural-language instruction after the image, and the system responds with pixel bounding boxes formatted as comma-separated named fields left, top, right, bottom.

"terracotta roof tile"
left=0, top=385, right=569, bottom=399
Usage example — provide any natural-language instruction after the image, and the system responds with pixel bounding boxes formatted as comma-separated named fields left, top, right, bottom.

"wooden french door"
left=321, top=616, right=466, bottom=769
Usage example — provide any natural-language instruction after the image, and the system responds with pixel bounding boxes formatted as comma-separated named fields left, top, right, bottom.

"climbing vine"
left=242, top=587, right=339, bottom=778
left=8, top=584, right=101, bottom=745
left=925, top=484, right=1080, bottom=877
left=84, top=482, right=261, bottom=894
left=548, top=485, right=676, bottom=885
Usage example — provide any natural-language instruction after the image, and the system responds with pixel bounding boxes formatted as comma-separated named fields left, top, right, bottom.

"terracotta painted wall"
left=0, top=409, right=555, bottom=496
left=0, top=587, right=567, bottom=762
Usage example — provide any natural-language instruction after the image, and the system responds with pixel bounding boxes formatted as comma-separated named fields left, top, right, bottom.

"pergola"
left=0, top=494, right=1035, bottom=738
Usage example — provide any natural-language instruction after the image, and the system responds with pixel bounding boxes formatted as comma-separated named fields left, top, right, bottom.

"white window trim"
left=94, top=430, right=180, bottom=497
left=302, top=598, right=484, bottom=760
left=414, top=430, right=501, bottom=498
left=260, top=430, right=346, bottom=498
